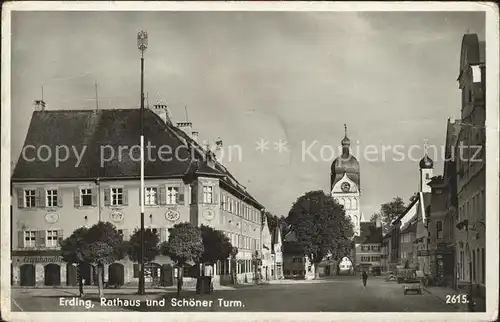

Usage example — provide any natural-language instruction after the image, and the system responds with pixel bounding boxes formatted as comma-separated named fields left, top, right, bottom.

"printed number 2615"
left=446, top=294, right=468, bottom=304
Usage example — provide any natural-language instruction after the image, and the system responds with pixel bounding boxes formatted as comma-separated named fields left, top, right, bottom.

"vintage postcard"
left=1, top=2, right=499, bottom=322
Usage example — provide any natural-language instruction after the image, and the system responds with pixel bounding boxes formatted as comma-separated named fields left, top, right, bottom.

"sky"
left=10, top=10, right=485, bottom=218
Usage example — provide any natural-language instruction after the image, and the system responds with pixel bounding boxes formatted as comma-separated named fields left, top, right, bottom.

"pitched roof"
left=392, top=197, right=418, bottom=225
left=12, top=108, right=264, bottom=209
left=354, top=222, right=382, bottom=244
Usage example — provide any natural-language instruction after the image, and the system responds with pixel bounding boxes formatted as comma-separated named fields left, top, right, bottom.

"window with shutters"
left=436, top=221, right=443, bottom=240
left=203, top=186, right=213, bottom=203
left=24, top=230, right=36, bottom=247
left=46, top=189, right=58, bottom=207
left=166, top=187, right=178, bottom=205
left=145, top=187, right=158, bottom=205
left=111, top=188, right=123, bottom=205
left=46, top=230, right=60, bottom=247
left=81, top=189, right=92, bottom=206
left=24, top=189, right=36, bottom=208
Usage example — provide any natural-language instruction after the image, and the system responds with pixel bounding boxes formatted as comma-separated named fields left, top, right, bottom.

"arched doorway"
left=338, top=256, right=354, bottom=276
left=66, top=263, right=78, bottom=286
left=146, top=262, right=161, bottom=285
left=44, top=264, right=61, bottom=286
left=108, top=263, right=125, bottom=287
left=160, top=264, right=174, bottom=286
left=78, top=263, right=94, bottom=285
left=20, top=264, right=36, bottom=286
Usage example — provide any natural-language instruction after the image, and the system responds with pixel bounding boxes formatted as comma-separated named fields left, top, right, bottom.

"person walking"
left=176, top=266, right=183, bottom=296
left=362, top=270, right=368, bottom=287
left=204, top=263, right=214, bottom=294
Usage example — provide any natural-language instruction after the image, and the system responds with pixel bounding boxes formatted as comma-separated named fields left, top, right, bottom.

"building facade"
left=282, top=230, right=315, bottom=279
left=400, top=215, right=417, bottom=269
left=381, top=233, right=391, bottom=273
left=11, top=106, right=265, bottom=287
left=260, top=214, right=273, bottom=281
left=443, top=118, right=461, bottom=288
left=427, top=175, right=455, bottom=287
left=271, top=226, right=284, bottom=279
left=354, top=222, right=382, bottom=275
left=455, top=33, right=486, bottom=298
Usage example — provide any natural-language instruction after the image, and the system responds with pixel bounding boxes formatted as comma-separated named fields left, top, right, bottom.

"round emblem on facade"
left=341, top=182, right=350, bottom=192
left=44, top=213, right=59, bottom=224
left=109, top=211, right=124, bottom=223
left=203, top=209, right=215, bottom=221
left=165, top=210, right=180, bottom=222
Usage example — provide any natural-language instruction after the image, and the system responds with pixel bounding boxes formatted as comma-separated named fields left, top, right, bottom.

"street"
left=11, top=276, right=459, bottom=312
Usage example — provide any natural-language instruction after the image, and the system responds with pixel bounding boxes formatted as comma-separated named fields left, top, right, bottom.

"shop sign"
left=436, top=248, right=453, bottom=255
left=417, top=250, right=430, bottom=256
left=14, top=256, right=64, bottom=264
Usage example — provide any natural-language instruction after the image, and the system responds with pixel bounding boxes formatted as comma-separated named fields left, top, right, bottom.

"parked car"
left=403, top=279, right=422, bottom=295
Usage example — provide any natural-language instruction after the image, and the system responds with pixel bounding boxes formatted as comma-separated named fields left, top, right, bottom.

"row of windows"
left=457, top=128, right=485, bottom=183
left=458, top=189, right=485, bottom=222
left=292, top=257, right=304, bottom=263
left=458, top=247, right=485, bottom=284
left=223, top=231, right=258, bottom=251
left=20, top=227, right=172, bottom=249
left=360, top=256, right=380, bottom=262
left=23, top=189, right=60, bottom=208
left=335, top=197, right=358, bottom=210
left=18, top=185, right=217, bottom=208
left=23, top=230, right=61, bottom=248
left=221, top=194, right=260, bottom=223
left=360, top=245, right=380, bottom=252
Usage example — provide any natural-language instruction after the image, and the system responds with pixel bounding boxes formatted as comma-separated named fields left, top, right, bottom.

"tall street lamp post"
left=137, top=30, right=148, bottom=296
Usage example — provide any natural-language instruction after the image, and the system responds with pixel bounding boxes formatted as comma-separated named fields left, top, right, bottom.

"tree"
left=161, top=223, right=204, bottom=293
left=82, top=222, right=125, bottom=298
left=200, top=225, right=233, bottom=265
left=287, top=190, right=354, bottom=279
left=126, top=228, right=160, bottom=293
left=376, top=197, right=407, bottom=235
left=265, top=211, right=287, bottom=234
left=60, top=227, right=89, bottom=297
left=126, top=229, right=160, bottom=263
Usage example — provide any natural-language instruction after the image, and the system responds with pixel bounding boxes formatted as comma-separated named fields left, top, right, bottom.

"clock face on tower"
left=341, top=182, right=350, bottom=192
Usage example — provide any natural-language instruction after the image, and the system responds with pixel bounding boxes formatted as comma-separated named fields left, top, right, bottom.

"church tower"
left=330, top=124, right=362, bottom=236
left=419, top=140, right=434, bottom=193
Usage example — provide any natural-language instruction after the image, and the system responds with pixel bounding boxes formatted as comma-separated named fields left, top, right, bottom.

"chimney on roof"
left=34, top=100, right=46, bottom=111
left=177, top=122, right=193, bottom=138
left=192, top=131, right=199, bottom=143
left=152, top=104, right=173, bottom=125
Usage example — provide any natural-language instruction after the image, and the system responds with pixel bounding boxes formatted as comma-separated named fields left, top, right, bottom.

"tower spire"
left=344, top=124, right=347, bottom=137
left=423, top=138, right=428, bottom=155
